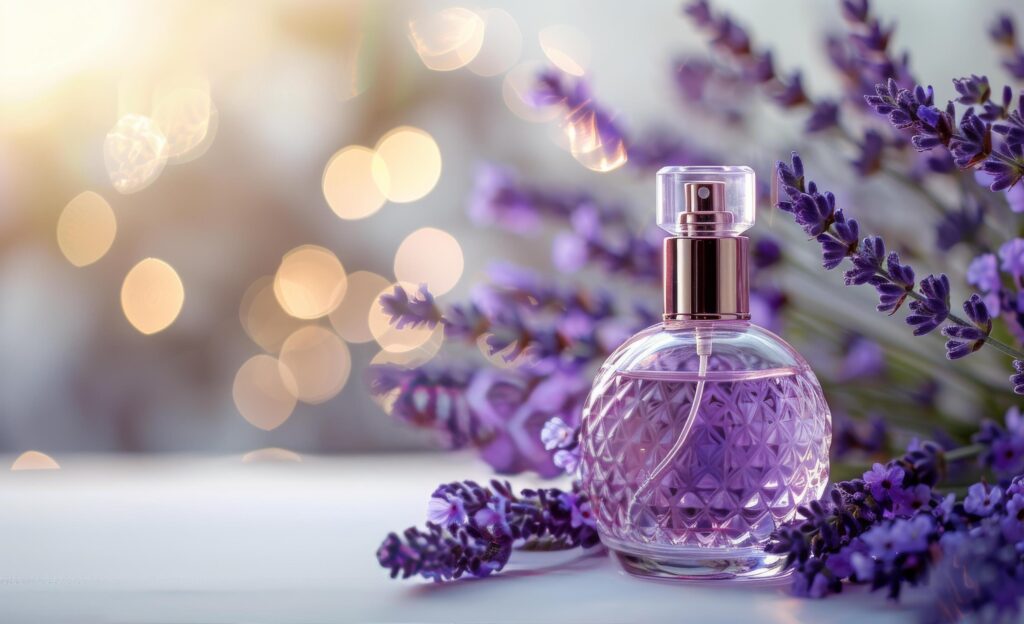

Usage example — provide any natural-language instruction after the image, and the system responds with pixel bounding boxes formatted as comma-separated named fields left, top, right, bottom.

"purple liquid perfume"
left=579, top=166, right=831, bottom=580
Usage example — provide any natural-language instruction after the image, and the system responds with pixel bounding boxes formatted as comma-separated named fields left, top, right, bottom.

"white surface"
left=0, top=453, right=926, bottom=623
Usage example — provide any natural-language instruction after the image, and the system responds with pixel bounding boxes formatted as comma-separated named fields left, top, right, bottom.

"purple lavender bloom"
left=1012, top=359, right=1024, bottom=394
left=540, top=416, right=574, bottom=451
left=752, top=237, right=782, bottom=269
left=873, top=252, right=915, bottom=313
left=967, top=252, right=1001, bottom=314
left=963, top=483, right=1003, bottom=517
left=953, top=75, right=991, bottom=105
left=948, top=109, right=992, bottom=168
left=943, top=294, right=992, bottom=359
left=468, top=164, right=543, bottom=233
left=861, top=522, right=901, bottom=561
left=838, top=336, right=885, bottom=381
left=991, top=14, right=1017, bottom=49
left=981, top=85, right=1013, bottom=122
left=553, top=448, right=580, bottom=474
left=777, top=152, right=805, bottom=194
left=981, top=139, right=1024, bottom=191
left=864, top=462, right=905, bottom=501
left=817, top=209, right=859, bottom=269
left=379, top=480, right=600, bottom=581
left=844, top=236, right=885, bottom=285
left=806, top=100, right=840, bottom=133
left=976, top=407, right=1024, bottom=473
left=427, top=494, right=467, bottom=527
left=864, top=79, right=933, bottom=129
left=892, top=484, right=932, bottom=517
left=850, top=129, right=884, bottom=176
left=906, top=274, right=950, bottom=336
left=999, top=238, right=1024, bottom=281
left=560, top=492, right=597, bottom=529
left=935, top=199, right=984, bottom=251
left=781, top=186, right=836, bottom=237
left=380, top=284, right=442, bottom=329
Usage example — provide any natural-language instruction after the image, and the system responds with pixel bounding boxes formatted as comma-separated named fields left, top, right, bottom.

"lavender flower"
left=999, top=238, right=1024, bottom=282
left=963, top=482, right=1002, bottom=517
left=863, top=462, right=905, bottom=501
left=378, top=480, right=600, bottom=581
left=935, top=198, right=984, bottom=251
left=991, top=14, right=1024, bottom=79
left=953, top=75, right=991, bottom=106
left=1013, top=359, right=1024, bottom=394
left=943, top=294, right=992, bottom=359
left=976, top=406, right=1024, bottom=474
left=906, top=274, right=950, bottom=336
left=806, top=100, right=840, bottom=133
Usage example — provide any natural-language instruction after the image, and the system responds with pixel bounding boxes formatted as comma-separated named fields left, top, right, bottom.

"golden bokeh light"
left=408, top=7, right=485, bottom=71
left=564, top=110, right=629, bottom=173
left=502, top=61, right=561, bottom=123
left=322, top=145, right=386, bottom=220
left=233, top=354, right=298, bottom=431
left=328, top=270, right=391, bottom=343
left=273, top=245, right=348, bottom=320
left=370, top=325, right=444, bottom=367
left=152, top=88, right=216, bottom=163
left=394, top=227, right=464, bottom=296
left=278, top=325, right=352, bottom=404
left=103, top=114, right=168, bottom=194
left=371, top=126, right=442, bottom=203
left=467, top=9, right=522, bottom=77
left=368, top=282, right=437, bottom=353
left=239, top=276, right=305, bottom=353
left=539, top=25, right=591, bottom=77
left=11, top=451, right=60, bottom=471
left=56, top=191, right=117, bottom=267
left=242, top=447, right=303, bottom=463
left=121, top=258, right=185, bottom=335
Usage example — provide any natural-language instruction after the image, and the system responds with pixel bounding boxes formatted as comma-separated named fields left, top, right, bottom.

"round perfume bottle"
left=579, top=166, right=831, bottom=580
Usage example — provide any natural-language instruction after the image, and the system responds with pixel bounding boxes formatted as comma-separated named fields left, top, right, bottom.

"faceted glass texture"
left=580, top=320, right=831, bottom=579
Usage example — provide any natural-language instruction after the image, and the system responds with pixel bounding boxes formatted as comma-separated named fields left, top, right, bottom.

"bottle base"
left=607, top=541, right=789, bottom=581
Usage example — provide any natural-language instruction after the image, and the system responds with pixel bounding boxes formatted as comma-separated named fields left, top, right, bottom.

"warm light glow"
left=328, top=270, right=391, bottom=343
left=0, top=1, right=123, bottom=113
left=56, top=191, right=117, bottom=267
left=394, top=227, right=464, bottom=296
left=121, top=258, right=185, bottom=334
left=11, top=451, right=60, bottom=471
left=273, top=245, right=348, bottom=320
left=370, top=325, right=444, bottom=367
left=322, top=145, right=386, bottom=220
left=242, top=447, right=303, bottom=463
left=564, top=110, right=629, bottom=173
left=467, top=9, right=522, bottom=77
left=539, top=25, right=591, bottom=77
left=104, top=114, right=168, bottom=194
left=408, top=7, right=485, bottom=71
left=278, top=326, right=352, bottom=404
left=502, top=61, right=560, bottom=122
left=239, top=276, right=305, bottom=353
left=477, top=334, right=538, bottom=369
left=368, top=282, right=436, bottom=353
left=152, top=88, right=216, bottom=163
left=371, top=126, right=442, bottom=203
left=233, top=354, right=297, bottom=431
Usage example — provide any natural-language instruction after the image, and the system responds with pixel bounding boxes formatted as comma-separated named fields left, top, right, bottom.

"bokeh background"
left=1, top=0, right=1020, bottom=459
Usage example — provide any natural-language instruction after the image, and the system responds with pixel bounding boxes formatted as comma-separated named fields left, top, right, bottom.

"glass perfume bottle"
left=579, top=166, right=831, bottom=580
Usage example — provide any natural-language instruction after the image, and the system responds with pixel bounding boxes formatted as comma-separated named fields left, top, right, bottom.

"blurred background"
left=1, top=0, right=1021, bottom=459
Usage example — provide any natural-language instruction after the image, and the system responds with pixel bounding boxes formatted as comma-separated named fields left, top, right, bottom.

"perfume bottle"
left=579, top=166, right=831, bottom=580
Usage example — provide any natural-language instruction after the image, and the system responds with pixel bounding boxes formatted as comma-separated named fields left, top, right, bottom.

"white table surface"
left=0, top=452, right=932, bottom=623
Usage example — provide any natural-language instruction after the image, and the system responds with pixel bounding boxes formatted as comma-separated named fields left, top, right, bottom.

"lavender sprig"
left=377, top=479, right=600, bottom=581
left=991, top=14, right=1024, bottom=80
left=776, top=152, right=1024, bottom=371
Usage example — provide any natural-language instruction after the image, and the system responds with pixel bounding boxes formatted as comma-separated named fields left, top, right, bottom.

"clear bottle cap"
left=656, top=165, right=755, bottom=236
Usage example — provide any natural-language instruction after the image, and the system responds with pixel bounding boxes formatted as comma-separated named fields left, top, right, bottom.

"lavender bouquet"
left=370, top=1, right=1024, bottom=618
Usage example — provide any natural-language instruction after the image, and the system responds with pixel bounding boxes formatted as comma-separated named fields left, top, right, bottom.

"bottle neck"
left=663, top=236, right=750, bottom=321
